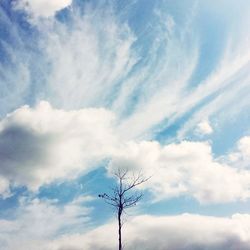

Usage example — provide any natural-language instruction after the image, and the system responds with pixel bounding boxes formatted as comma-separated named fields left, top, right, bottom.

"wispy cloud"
left=0, top=6, right=33, bottom=116
left=1, top=0, right=250, bottom=141
left=42, top=6, right=137, bottom=110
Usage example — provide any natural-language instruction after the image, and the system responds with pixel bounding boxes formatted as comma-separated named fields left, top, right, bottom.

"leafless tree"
left=99, top=168, right=150, bottom=250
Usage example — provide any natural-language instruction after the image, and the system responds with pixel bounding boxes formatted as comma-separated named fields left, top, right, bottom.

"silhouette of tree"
left=99, top=168, right=149, bottom=250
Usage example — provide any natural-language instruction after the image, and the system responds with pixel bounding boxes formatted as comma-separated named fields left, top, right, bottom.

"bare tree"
left=99, top=168, right=149, bottom=250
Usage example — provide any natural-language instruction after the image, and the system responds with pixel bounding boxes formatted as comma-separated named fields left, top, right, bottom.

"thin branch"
left=122, top=175, right=151, bottom=194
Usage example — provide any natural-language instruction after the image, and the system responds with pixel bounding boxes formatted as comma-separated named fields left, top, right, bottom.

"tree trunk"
left=118, top=209, right=122, bottom=250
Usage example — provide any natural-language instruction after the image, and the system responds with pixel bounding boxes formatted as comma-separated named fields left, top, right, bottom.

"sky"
left=0, top=0, right=250, bottom=249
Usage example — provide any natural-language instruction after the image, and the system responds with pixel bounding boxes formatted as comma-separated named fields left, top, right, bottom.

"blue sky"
left=0, top=0, right=250, bottom=249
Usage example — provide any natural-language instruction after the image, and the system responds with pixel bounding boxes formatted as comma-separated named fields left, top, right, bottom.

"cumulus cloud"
left=228, top=136, right=250, bottom=168
left=0, top=195, right=93, bottom=250
left=238, top=137, right=250, bottom=156
left=48, top=214, right=250, bottom=250
left=109, top=140, right=250, bottom=203
left=0, top=101, right=117, bottom=192
left=196, top=120, right=213, bottom=135
left=2, top=208, right=250, bottom=250
left=5, top=208, right=250, bottom=250
left=14, top=0, right=72, bottom=19
left=1, top=100, right=250, bottom=204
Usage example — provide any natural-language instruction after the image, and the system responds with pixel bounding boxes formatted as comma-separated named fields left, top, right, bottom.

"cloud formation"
left=0, top=176, right=10, bottom=198
left=42, top=4, right=137, bottom=111
left=1, top=0, right=249, bottom=140
left=229, top=136, right=250, bottom=168
left=196, top=120, right=213, bottom=135
left=49, top=214, right=250, bottom=250
left=0, top=195, right=92, bottom=250
left=0, top=101, right=117, bottom=192
left=0, top=101, right=249, bottom=204
left=3, top=206, right=250, bottom=250
left=0, top=1, right=249, bottom=249
left=14, top=0, right=72, bottom=19
left=109, top=140, right=250, bottom=203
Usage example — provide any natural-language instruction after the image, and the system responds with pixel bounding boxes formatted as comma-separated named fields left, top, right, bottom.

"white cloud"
left=2, top=208, right=250, bottom=250
left=175, top=4, right=250, bottom=140
left=0, top=101, right=249, bottom=204
left=0, top=9, right=34, bottom=116
left=48, top=214, right=250, bottom=250
left=109, top=140, right=250, bottom=203
left=176, top=72, right=250, bottom=140
left=1, top=2, right=138, bottom=116
left=4, top=0, right=250, bottom=142
left=42, top=5, right=137, bottom=110
left=196, top=120, right=213, bottom=135
left=0, top=176, right=10, bottom=199
left=115, top=9, right=200, bottom=139
left=228, top=136, right=250, bottom=168
left=1, top=100, right=249, bottom=204
left=0, top=101, right=117, bottom=192
left=14, top=0, right=72, bottom=19
left=117, top=1, right=250, bottom=140
left=0, top=195, right=92, bottom=250
left=238, top=136, right=250, bottom=158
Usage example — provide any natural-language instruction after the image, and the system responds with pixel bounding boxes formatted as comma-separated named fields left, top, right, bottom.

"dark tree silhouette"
left=99, top=168, right=149, bottom=250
